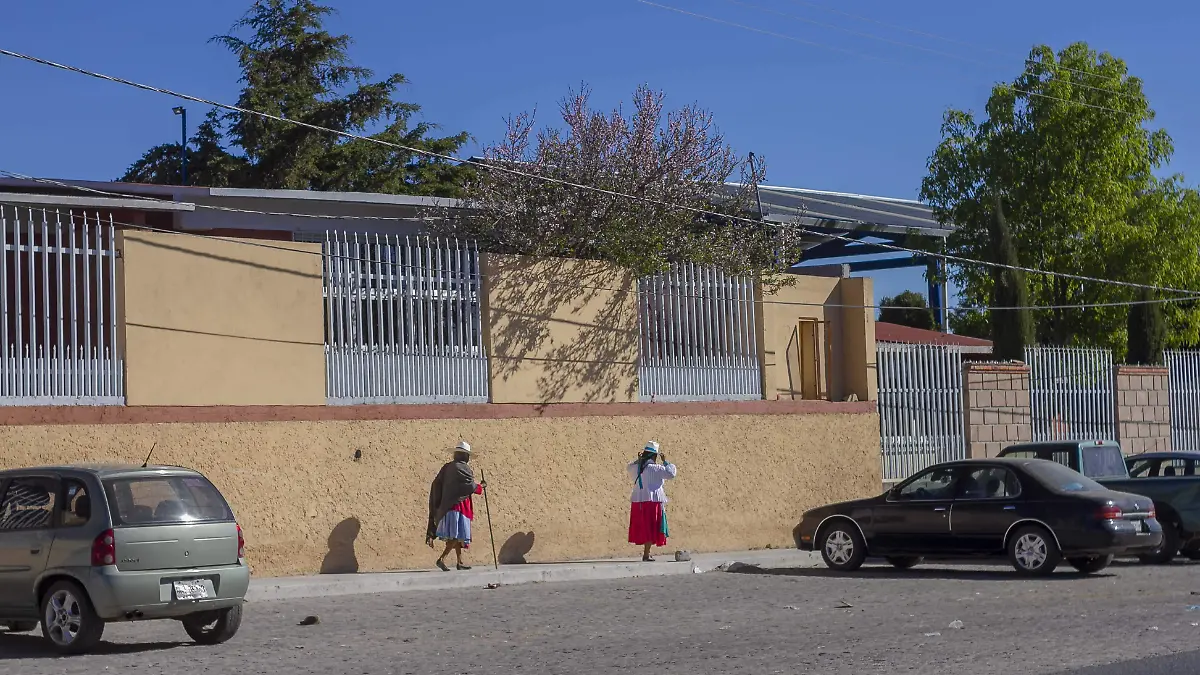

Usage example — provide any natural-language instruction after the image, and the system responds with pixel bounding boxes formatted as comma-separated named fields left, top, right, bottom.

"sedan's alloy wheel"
left=824, top=529, right=854, bottom=565
left=1014, top=533, right=1048, bottom=570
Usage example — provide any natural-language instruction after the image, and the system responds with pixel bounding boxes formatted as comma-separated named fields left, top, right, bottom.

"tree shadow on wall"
left=320, top=517, right=361, bottom=574
left=498, top=531, right=536, bottom=564
left=487, top=256, right=639, bottom=404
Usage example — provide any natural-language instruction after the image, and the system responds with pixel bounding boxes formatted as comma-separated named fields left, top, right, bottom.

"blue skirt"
left=436, top=511, right=471, bottom=544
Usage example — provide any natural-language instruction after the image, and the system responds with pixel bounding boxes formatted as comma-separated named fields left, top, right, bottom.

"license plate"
left=1130, top=519, right=1149, bottom=534
left=173, top=580, right=209, bottom=601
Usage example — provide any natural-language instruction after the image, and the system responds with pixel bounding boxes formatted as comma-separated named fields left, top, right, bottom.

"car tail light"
left=237, top=524, right=245, bottom=559
left=91, top=529, right=116, bottom=566
left=1098, top=505, right=1123, bottom=520
left=1147, top=505, right=1156, bottom=519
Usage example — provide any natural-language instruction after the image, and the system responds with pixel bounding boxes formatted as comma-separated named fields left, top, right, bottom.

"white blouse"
left=627, top=460, right=678, bottom=503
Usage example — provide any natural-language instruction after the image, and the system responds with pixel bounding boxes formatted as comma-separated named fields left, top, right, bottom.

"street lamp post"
left=172, top=106, right=187, bottom=185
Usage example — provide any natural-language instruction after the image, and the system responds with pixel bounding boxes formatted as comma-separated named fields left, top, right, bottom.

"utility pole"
left=173, top=106, right=188, bottom=185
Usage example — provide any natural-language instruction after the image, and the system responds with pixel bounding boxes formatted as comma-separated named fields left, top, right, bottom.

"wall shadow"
left=498, top=531, right=536, bottom=564
left=487, top=256, right=639, bottom=404
left=320, top=517, right=362, bottom=574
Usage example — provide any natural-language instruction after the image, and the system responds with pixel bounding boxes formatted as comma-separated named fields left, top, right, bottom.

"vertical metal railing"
left=636, top=265, right=760, bottom=402
left=323, top=232, right=488, bottom=404
left=877, top=343, right=965, bottom=481
left=1025, top=347, right=1116, bottom=442
left=1166, top=350, right=1200, bottom=451
left=0, top=206, right=123, bottom=405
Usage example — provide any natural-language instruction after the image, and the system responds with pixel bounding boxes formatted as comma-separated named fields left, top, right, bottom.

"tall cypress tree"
left=989, top=195, right=1035, bottom=360
left=1126, top=287, right=1166, bottom=365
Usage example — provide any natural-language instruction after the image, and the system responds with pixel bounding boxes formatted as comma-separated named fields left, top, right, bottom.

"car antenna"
left=141, top=442, right=158, bottom=468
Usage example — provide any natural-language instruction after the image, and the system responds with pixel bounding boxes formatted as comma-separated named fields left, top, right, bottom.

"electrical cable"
left=0, top=200, right=1192, bottom=314
left=0, top=50, right=1191, bottom=300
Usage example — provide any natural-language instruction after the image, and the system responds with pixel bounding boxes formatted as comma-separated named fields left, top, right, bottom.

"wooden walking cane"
left=480, top=469, right=499, bottom=570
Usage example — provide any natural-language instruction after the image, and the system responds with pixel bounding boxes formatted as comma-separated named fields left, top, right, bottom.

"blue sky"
left=3, top=0, right=1198, bottom=313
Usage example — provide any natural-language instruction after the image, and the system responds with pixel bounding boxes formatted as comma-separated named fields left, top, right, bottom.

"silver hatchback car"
left=0, top=464, right=250, bottom=654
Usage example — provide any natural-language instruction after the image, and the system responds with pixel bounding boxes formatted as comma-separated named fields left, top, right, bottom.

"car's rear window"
left=103, top=476, right=233, bottom=526
left=1024, top=461, right=1106, bottom=493
left=1080, top=445, right=1129, bottom=479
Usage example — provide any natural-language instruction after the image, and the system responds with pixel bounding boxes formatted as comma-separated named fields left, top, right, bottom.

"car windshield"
left=1024, top=461, right=1106, bottom=493
left=1079, top=445, right=1129, bottom=479
left=104, top=475, right=233, bottom=526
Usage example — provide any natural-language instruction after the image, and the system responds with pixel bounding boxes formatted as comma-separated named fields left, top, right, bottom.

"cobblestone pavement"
left=4, top=560, right=1200, bottom=674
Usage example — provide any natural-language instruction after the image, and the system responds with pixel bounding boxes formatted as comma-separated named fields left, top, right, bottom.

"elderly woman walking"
left=427, top=441, right=486, bottom=571
left=627, top=441, right=677, bottom=562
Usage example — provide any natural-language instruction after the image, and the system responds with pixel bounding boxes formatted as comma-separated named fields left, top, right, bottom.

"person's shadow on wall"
left=498, top=531, right=536, bottom=564
left=320, top=517, right=362, bottom=574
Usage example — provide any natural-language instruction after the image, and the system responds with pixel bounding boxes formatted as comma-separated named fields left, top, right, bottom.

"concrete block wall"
left=1114, top=365, right=1172, bottom=454
left=963, top=362, right=1032, bottom=458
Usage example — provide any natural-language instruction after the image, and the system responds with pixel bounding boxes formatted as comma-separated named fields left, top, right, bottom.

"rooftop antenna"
left=141, top=442, right=158, bottom=468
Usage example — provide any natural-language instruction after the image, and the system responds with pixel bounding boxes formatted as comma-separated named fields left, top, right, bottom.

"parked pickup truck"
left=997, top=440, right=1200, bottom=564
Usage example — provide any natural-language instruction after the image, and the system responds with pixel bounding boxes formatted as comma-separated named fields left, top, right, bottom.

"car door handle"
left=933, top=507, right=947, bottom=512
left=1003, top=506, right=1016, bottom=511
left=29, top=548, right=40, bottom=555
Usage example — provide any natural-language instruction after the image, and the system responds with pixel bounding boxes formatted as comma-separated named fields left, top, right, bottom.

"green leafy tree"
left=441, top=84, right=802, bottom=280
left=920, top=42, right=1200, bottom=350
left=1126, top=288, right=1167, bottom=365
left=948, top=310, right=990, bottom=339
left=988, top=197, right=1035, bottom=360
left=120, top=0, right=470, bottom=196
left=878, top=291, right=935, bottom=330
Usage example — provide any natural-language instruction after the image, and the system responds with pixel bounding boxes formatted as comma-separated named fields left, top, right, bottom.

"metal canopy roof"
left=0, top=178, right=952, bottom=238
left=754, top=185, right=950, bottom=237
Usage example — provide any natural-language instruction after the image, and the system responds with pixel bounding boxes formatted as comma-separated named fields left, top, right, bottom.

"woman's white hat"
left=643, top=440, right=660, bottom=455
left=455, top=440, right=472, bottom=454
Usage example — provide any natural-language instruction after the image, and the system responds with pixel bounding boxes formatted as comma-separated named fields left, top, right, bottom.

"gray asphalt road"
left=3, top=560, right=1200, bottom=674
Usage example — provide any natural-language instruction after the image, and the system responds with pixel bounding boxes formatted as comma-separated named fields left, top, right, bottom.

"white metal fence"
left=323, top=232, right=488, bottom=404
left=0, top=207, right=123, bottom=405
left=877, top=344, right=965, bottom=481
left=1025, top=347, right=1116, bottom=442
left=637, top=265, right=761, bottom=402
left=1166, top=350, right=1200, bottom=451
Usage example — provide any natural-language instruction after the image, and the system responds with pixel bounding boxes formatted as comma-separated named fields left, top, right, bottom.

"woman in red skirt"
left=627, top=440, right=677, bottom=561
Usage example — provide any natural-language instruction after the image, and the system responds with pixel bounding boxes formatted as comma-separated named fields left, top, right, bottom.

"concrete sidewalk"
left=246, top=549, right=823, bottom=602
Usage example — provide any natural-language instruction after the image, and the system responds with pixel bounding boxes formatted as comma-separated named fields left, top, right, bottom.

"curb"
left=246, top=550, right=823, bottom=602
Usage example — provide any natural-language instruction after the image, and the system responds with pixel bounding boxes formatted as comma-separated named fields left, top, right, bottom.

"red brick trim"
left=0, top=399, right=876, bottom=426
left=1115, top=365, right=1168, bottom=376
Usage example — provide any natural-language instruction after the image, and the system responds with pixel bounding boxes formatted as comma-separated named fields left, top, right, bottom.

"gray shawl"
left=427, top=460, right=476, bottom=539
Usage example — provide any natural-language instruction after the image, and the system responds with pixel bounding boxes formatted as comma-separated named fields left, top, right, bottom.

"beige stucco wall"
left=760, top=276, right=840, bottom=401
left=119, top=231, right=325, bottom=406
left=484, top=254, right=639, bottom=404
left=839, top=277, right=878, bottom=402
left=759, top=275, right=877, bottom=403
left=0, top=412, right=880, bottom=577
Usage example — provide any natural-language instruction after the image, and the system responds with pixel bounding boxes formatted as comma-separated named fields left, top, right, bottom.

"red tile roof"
left=875, top=322, right=993, bottom=348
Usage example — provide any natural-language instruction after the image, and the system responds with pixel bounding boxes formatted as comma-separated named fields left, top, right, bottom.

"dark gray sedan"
left=796, top=458, right=1162, bottom=576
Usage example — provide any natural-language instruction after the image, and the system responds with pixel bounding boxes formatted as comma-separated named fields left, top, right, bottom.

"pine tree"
left=120, top=0, right=469, bottom=196
left=989, top=196, right=1035, bottom=361
left=1126, top=287, right=1166, bottom=365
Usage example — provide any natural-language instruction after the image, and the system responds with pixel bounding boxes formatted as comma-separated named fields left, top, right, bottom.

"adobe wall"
left=0, top=401, right=880, bottom=577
